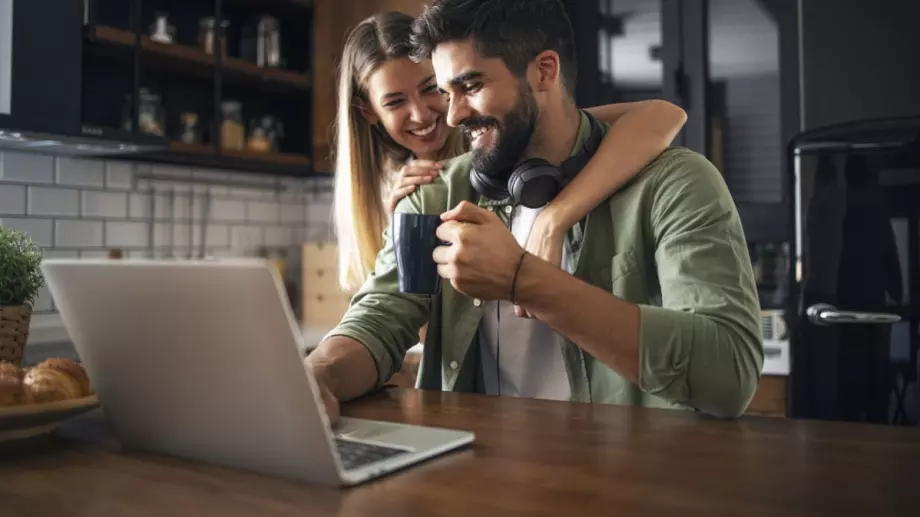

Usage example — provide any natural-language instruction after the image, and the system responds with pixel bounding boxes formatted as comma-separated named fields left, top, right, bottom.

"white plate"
left=0, top=394, right=100, bottom=442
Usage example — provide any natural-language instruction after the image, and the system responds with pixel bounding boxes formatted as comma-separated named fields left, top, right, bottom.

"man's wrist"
left=306, top=354, right=337, bottom=394
left=510, top=250, right=529, bottom=303
left=510, top=252, right=553, bottom=310
left=539, top=201, right=576, bottom=233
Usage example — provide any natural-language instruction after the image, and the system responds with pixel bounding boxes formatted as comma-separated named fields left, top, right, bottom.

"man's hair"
left=411, top=0, right=578, bottom=98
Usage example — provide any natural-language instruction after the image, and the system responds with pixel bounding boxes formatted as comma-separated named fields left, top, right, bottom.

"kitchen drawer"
left=302, top=264, right=339, bottom=294
left=746, top=375, right=788, bottom=418
left=302, top=291, right=351, bottom=329
left=303, top=242, right=337, bottom=269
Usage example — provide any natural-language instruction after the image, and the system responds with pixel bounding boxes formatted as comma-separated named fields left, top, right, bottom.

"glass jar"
left=179, top=112, right=201, bottom=145
left=220, top=101, right=245, bottom=151
left=199, top=17, right=229, bottom=57
left=149, top=12, right=176, bottom=44
left=247, top=115, right=284, bottom=153
left=138, top=89, right=165, bottom=137
left=122, top=89, right=165, bottom=136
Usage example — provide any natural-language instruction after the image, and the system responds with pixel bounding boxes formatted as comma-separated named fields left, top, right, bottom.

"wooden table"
left=2, top=389, right=919, bottom=516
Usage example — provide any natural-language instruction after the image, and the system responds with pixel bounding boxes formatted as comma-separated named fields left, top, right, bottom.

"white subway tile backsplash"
left=0, top=218, right=53, bottom=246
left=128, top=192, right=150, bottom=219
left=174, top=193, right=196, bottom=221
left=79, top=250, right=113, bottom=259
left=205, top=225, right=229, bottom=247
left=153, top=190, right=171, bottom=219
left=0, top=185, right=26, bottom=214
left=1, top=152, right=55, bottom=183
left=82, top=191, right=128, bottom=218
left=192, top=194, right=210, bottom=221
left=229, top=186, right=268, bottom=200
left=231, top=225, right=263, bottom=250
left=314, top=188, right=334, bottom=204
left=105, top=162, right=135, bottom=190
left=106, top=221, right=147, bottom=248
left=307, top=223, right=334, bottom=243
left=32, top=286, right=53, bottom=313
left=247, top=201, right=279, bottom=223
left=174, top=224, right=192, bottom=250
left=281, top=202, right=304, bottom=223
left=153, top=223, right=170, bottom=248
left=265, top=226, right=294, bottom=246
left=280, top=177, right=307, bottom=195
left=307, top=201, right=332, bottom=226
left=211, top=198, right=247, bottom=222
left=151, top=165, right=191, bottom=180
left=151, top=224, right=205, bottom=258
left=56, top=158, right=105, bottom=187
left=3, top=150, right=324, bottom=319
left=28, top=187, right=79, bottom=216
left=208, top=248, right=242, bottom=259
left=41, top=250, right=80, bottom=259
left=291, top=225, right=306, bottom=244
left=192, top=170, right=230, bottom=196
left=56, top=220, right=103, bottom=248
left=235, top=172, right=275, bottom=186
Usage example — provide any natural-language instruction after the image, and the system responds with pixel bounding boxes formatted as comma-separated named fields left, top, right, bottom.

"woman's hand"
left=515, top=209, right=565, bottom=318
left=386, top=160, right=442, bottom=214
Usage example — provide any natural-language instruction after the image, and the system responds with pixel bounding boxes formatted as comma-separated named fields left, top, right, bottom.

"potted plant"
left=0, top=227, right=44, bottom=366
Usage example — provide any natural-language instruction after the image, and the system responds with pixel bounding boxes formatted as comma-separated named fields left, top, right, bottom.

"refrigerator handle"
left=806, top=303, right=901, bottom=326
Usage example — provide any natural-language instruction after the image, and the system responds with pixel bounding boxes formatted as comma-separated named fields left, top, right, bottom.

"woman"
left=333, top=11, right=687, bottom=297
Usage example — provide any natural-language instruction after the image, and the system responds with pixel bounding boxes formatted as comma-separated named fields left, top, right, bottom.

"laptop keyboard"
left=335, top=438, right=409, bottom=470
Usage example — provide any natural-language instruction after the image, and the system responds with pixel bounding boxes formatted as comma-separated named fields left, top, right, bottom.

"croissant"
left=0, top=361, right=25, bottom=407
left=22, top=367, right=84, bottom=403
left=35, top=358, right=92, bottom=397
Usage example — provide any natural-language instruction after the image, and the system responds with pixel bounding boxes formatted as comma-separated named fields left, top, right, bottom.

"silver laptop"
left=42, top=259, right=474, bottom=486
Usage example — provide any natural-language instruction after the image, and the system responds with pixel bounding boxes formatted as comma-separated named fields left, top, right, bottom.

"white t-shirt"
left=478, top=206, right=571, bottom=401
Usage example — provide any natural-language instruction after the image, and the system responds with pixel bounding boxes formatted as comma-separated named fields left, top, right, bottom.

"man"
left=307, top=0, right=763, bottom=420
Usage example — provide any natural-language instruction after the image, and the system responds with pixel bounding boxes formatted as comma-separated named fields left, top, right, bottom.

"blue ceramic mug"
left=393, top=213, right=442, bottom=295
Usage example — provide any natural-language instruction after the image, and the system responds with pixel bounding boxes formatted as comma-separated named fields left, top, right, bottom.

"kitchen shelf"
left=87, top=25, right=312, bottom=93
left=80, top=0, right=315, bottom=177
left=225, top=0, right=314, bottom=13
left=170, top=141, right=312, bottom=167
left=221, top=148, right=312, bottom=167
left=131, top=140, right=314, bottom=176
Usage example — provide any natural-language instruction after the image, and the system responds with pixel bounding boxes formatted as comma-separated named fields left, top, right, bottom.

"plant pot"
left=0, top=304, right=31, bottom=367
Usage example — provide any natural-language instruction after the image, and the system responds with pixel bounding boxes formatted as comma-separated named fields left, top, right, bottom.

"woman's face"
left=363, top=58, right=451, bottom=160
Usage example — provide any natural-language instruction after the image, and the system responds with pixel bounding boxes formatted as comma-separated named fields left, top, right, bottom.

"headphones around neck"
left=470, top=111, right=605, bottom=208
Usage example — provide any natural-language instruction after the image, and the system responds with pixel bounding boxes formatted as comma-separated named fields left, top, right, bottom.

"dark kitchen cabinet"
left=0, top=0, right=156, bottom=152
left=1, top=0, right=316, bottom=175
left=84, top=0, right=316, bottom=175
left=0, top=0, right=82, bottom=136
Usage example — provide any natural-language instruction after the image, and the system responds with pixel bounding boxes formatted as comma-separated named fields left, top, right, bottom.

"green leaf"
left=0, top=227, right=45, bottom=306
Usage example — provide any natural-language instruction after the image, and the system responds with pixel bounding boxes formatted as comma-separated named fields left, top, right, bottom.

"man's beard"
left=462, top=82, right=538, bottom=180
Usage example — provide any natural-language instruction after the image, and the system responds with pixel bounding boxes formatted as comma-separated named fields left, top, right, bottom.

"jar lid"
left=200, top=17, right=230, bottom=28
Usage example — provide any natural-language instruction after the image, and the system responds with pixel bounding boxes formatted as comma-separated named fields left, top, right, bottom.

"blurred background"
left=1, top=0, right=919, bottom=425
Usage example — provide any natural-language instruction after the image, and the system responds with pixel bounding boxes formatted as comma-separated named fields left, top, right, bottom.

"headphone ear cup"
left=509, top=159, right=563, bottom=208
left=470, top=167, right=510, bottom=201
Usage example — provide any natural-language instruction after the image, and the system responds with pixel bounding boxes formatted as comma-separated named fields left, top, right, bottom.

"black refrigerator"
left=788, top=117, right=920, bottom=426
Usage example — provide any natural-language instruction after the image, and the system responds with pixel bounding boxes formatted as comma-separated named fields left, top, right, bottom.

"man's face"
left=432, top=39, right=538, bottom=178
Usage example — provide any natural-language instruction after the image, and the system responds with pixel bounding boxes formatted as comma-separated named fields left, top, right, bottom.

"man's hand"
left=433, top=201, right=524, bottom=300
left=315, top=378, right=340, bottom=424
left=304, top=336, right=379, bottom=426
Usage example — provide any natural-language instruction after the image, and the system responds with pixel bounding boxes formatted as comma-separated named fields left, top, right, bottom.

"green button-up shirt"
left=327, top=111, right=764, bottom=418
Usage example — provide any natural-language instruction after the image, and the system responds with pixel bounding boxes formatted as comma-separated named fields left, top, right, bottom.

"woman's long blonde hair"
left=333, top=11, right=466, bottom=293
